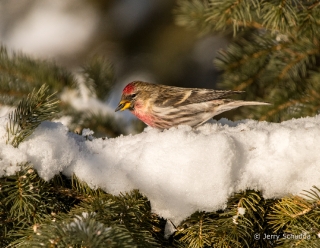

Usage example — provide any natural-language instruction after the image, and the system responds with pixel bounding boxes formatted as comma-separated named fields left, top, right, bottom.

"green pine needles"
left=3, top=166, right=320, bottom=247
left=0, top=45, right=74, bottom=106
left=82, top=56, right=115, bottom=101
left=2, top=170, right=165, bottom=248
left=0, top=45, right=128, bottom=138
left=6, top=84, right=59, bottom=147
left=176, top=0, right=320, bottom=122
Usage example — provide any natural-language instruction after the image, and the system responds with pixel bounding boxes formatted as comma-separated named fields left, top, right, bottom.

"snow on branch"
left=1, top=115, right=320, bottom=224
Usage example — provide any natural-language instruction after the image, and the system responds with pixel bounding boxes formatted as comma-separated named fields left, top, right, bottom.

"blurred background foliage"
left=1, top=0, right=320, bottom=136
left=0, top=0, right=228, bottom=137
left=176, top=0, right=320, bottom=122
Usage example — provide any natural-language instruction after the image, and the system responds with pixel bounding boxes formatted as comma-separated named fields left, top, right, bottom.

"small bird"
left=115, top=81, right=270, bottom=129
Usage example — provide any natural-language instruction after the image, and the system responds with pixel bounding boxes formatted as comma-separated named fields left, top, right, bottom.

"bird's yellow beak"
left=115, top=100, right=131, bottom=112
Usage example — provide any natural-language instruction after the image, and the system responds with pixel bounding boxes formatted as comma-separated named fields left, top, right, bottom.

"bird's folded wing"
left=155, top=86, right=244, bottom=108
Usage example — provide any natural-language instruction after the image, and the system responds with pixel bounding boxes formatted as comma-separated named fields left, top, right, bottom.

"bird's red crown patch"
left=123, top=82, right=135, bottom=94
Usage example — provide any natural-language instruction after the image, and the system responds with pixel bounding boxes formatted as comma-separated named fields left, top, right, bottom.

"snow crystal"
left=18, top=122, right=79, bottom=181
left=0, top=116, right=26, bottom=176
left=1, top=115, right=320, bottom=225
left=82, top=128, right=94, bottom=137
left=238, top=207, right=246, bottom=216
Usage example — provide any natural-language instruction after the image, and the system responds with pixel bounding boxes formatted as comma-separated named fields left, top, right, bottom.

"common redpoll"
left=115, top=81, right=269, bottom=129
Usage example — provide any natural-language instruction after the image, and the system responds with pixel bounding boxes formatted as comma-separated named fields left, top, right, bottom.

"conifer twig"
left=6, top=84, right=59, bottom=147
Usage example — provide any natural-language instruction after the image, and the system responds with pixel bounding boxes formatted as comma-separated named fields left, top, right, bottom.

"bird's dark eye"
left=131, top=93, right=137, bottom=98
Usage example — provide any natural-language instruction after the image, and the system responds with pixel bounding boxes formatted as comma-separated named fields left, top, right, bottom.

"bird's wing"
left=154, top=86, right=244, bottom=108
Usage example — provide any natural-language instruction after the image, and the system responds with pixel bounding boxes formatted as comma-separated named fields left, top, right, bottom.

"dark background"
left=0, top=0, right=228, bottom=90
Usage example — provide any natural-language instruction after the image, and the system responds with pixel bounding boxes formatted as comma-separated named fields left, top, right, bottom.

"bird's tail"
left=215, top=100, right=270, bottom=115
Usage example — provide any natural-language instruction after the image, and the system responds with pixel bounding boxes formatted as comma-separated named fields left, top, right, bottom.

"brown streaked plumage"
left=115, top=81, right=270, bottom=129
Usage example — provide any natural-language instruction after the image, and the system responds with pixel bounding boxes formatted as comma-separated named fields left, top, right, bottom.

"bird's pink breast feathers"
left=131, top=103, right=154, bottom=127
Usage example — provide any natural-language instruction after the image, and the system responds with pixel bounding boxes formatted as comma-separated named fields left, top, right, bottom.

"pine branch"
left=0, top=163, right=75, bottom=245
left=213, top=191, right=260, bottom=247
left=268, top=196, right=313, bottom=232
left=174, top=190, right=273, bottom=248
left=4, top=168, right=320, bottom=248
left=0, top=44, right=127, bottom=138
left=71, top=174, right=103, bottom=199
left=1, top=168, right=105, bottom=246
left=275, top=39, right=318, bottom=83
left=174, top=211, right=216, bottom=248
left=16, top=213, right=137, bottom=248
left=268, top=186, right=320, bottom=246
left=259, top=70, right=320, bottom=121
left=2, top=164, right=44, bottom=228
left=207, top=0, right=261, bottom=34
left=13, top=190, right=165, bottom=247
left=0, top=45, right=74, bottom=106
left=66, top=110, right=128, bottom=138
left=215, top=32, right=320, bottom=121
left=176, top=0, right=262, bottom=35
left=261, top=0, right=300, bottom=33
left=215, top=32, right=279, bottom=72
left=175, top=0, right=213, bottom=34
left=297, top=2, right=320, bottom=38
left=82, top=56, right=115, bottom=101
left=96, top=190, right=162, bottom=247
left=177, top=0, right=320, bottom=122
left=6, top=84, right=59, bottom=147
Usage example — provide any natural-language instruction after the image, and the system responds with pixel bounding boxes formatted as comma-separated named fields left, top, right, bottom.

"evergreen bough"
left=0, top=45, right=128, bottom=138
left=175, top=0, right=320, bottom=122
left=6, top=85, right=59, bottom=147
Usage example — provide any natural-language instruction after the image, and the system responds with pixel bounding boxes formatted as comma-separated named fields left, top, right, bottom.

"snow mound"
left=1, top=115, right=320, bottom=224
